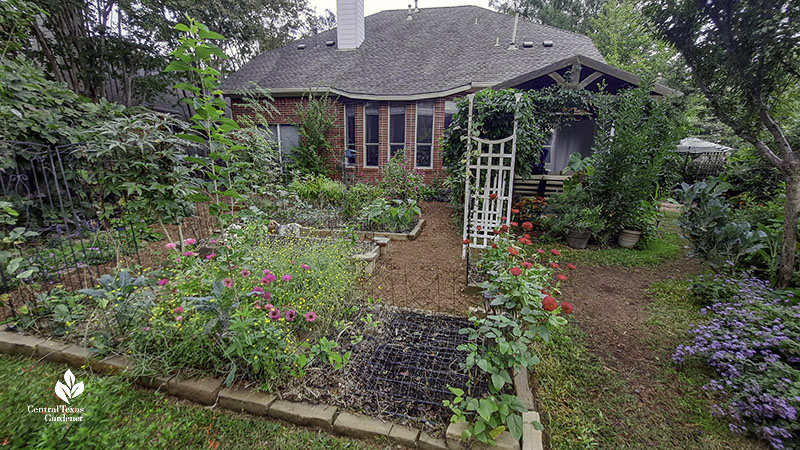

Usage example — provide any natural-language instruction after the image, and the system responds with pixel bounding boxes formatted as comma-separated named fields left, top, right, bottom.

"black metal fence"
left=0, top=141, right=152, bottom=317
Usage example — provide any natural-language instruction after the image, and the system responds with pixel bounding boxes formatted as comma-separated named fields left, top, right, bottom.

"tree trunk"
left=778, top=173, right=800, bottom=287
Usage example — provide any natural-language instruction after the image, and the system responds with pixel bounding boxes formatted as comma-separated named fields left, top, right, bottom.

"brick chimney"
left=336, top=0, right=365, bottom=49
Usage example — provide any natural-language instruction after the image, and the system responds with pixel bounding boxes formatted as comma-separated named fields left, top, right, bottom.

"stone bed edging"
left=0, top=326, right=546, bottom=450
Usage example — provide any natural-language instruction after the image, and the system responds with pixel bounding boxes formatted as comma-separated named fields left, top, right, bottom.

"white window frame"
left=415, top=101, right=434, bottom=169
left=388, top=102, right=406, bottom=160
left=344, top=104, right=356, bottom=167
left=363, top=102, right=380, bottom=168
left=543, top=129, right=557, bottom=172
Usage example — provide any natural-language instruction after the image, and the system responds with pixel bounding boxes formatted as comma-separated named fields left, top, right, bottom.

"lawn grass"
left=555, top=212, right=685, bottom=268
left=530, top=277, right=765, bottom=450
left=0, top=355, right=387, bottom=450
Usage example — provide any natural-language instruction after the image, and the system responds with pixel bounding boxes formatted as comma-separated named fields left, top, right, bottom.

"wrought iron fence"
left=0, top=141, right=151, bottom=317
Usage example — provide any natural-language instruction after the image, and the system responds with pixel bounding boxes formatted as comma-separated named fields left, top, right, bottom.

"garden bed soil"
left=366, top=202, right=480, bottom=314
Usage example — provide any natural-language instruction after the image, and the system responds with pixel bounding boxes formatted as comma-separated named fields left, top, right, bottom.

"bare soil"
left=367, top=202, right=481, bottom=314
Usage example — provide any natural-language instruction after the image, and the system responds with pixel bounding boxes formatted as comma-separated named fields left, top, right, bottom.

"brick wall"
left=230, top=95, right=456, bottom=184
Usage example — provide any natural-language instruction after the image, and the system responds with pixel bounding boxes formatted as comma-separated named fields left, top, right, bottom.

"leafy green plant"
left=378, top=152, right=424, bottom=201
left=359, top=198, right=421, bottom=233
left=293, top=92, right=337, bottom=175
left=307, top=336, right=351, bottom=370
left=289, top=175, right=345, bottom=206
left=15, top=288, right=86, bottom=336
left=341, top=183, right=385, bottom=219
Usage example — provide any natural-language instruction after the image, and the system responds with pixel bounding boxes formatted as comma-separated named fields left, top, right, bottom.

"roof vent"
left=325, top=40, right=335, bottom=46
left=523, top=41, right=534, bottom=48
left=543, top=40, right=554, bottom=47
left=297, top=43, right=306, bottom=50
left=407, top=4, right=412, bottom=20
left=414, top=0, right=419, bottom=12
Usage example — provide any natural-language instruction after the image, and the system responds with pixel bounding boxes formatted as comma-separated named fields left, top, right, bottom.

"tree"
left=490, top=0, right=604, bottom=33
left=644, top=0, right=800, bottom=286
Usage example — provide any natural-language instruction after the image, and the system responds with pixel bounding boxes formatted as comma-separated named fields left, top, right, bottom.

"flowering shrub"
left=378, top=152, right=424, bottom=201
left=447, top=232, right=575, bottom=444
left=674, top=275, right=800, bottom=449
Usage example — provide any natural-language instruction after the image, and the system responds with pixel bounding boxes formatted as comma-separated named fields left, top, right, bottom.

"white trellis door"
left=462, top=93, right=521, bottom=258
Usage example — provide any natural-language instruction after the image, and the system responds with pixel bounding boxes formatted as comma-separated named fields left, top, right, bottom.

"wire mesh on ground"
left=366, top=264, right=479, bottom=315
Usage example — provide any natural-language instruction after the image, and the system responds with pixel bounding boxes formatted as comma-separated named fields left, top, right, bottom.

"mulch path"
left=368, top=202, right=481, bottom=314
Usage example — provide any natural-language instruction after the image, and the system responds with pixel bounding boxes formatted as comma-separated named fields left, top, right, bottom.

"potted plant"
left=618, top=200, right=660, bottom=248
left=566, top=206, right=605, bottom=249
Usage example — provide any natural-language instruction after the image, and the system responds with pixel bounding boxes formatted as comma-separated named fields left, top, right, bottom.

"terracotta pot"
left=566, top=230, right=590, bottom=249
left=618, top=229, right=642, bottom=248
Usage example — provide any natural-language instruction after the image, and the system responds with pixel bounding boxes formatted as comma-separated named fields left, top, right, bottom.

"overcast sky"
left=308, top=0, right=492, bottom=17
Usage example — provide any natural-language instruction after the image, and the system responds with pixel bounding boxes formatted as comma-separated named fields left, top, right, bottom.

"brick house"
left=222, top=2, right=676, bottom=184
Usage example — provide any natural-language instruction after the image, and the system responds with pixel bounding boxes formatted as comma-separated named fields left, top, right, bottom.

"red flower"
left=489, top=193, right=498, bottom=200
left=501, top=216, right=507, bottom=221
left=510, top=267, right=523, bottom=276
left=550, top=262, right=560, bottom=269
left=508, top=247, right=519, bottom=256
left=557, top=273, right=568, bottom=281
left=499, top=225, right=509, bottom=232
left=567, top=263, right=577, bottom=270
left=521, top=261, right=533, bottom=268
left=476, top=226, right=482, bottom=230
left=491, top=243, right=498, bottom=249
left=511, top=221, right=519, bottom=227
left=550, top=249, right=561, bottom=256
left=463, top=238, right=471, bottom=244
left=542, top=296, right=557, bottom=311
left=511, top=208, right=520, bottom=214
left=537, top=248, right=546, bottom=254
left=522, top=221, right=533, bottom=230
left=561, top=302, right=574, bottom=314
left=541, top=289, right=551, bottom=296
left=523, top=233, right=531, bottom=239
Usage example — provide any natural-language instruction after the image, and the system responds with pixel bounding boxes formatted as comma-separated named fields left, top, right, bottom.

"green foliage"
left=490, top=0, right=603, bottom=33
left=77, top=112, right=196, bottom=224
left=228, top=127, right=282, bottom=193
left=586, top=82, right=685, bottom=238
left=293, top=93, right=337, bottom=175
left=289, top=175, right=346, bottom=206
left=341, top=183, right=386, bottom=219
left=0, top=0, right=42, bottom=59
left=544, top=182, right=606, bottom=239
left=359, top=199, right=421, bottom=233
left=16, top=288, right=87, bottom=336
left=378, top=152, right=424, bottom=201
left=721, top=146, right=783, bottom=203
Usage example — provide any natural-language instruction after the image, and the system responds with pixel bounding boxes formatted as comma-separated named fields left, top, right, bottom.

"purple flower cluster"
left=675, top=275, right=800, bottom=449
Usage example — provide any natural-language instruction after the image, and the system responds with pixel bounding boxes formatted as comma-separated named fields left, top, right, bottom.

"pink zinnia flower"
left=305, top=311, right=318, bottom=322
left=175, top=315, right=183, bottom=322
left=173, top=306, right=184, bottom=313
left=282, top=275, right=292, bottom=282
left=537, top=248, right=546, bottom=254
left=241, top=269, right=251, bottom=277
left=185, top=238, right=197, bottom=245
left=142, top=327, right=151, bottom=332
left=205, top=253, right=217, bottom=260
left=252, top=286, right=264, bottom=294
left=284, top=309, right=297, bottom=322
left=269, top=308, right=281, bottom=320
left=264, top=303, right=274, bottom=311
left=301, top=264, right=310, bottom=271
left=223, top=278, right=233, bottom=288
left=263, top=269, right=272, bottom=275
left=158, top=278, right=169, bottom=286
left=209, top=239, right=218, bottom=244
left=175, top=257, right=181, bottom=263
left=165, top=242, right=177, bottom=249
left=182, top=251, right=194, bottom=257
left=263, top=291, right=271, bottom=300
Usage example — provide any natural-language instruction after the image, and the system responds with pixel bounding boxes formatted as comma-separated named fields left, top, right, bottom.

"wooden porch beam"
left=578, top=71, right=603, bottom=89
left=569, top=62, right=582, bottom=86
left=548, top=72, right=566, bottom=85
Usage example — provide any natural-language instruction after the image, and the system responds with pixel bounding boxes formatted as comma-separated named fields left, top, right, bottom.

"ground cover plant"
left=675, top=274, right=800, bottom=449
left=0, top=355, right=383, bottom=450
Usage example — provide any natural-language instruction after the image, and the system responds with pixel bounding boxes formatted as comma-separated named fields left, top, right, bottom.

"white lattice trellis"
left=462, top=93, right=521, bottom=258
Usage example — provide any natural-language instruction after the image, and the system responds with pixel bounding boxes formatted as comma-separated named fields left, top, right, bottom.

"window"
left=267, top=124, right=300, bottom=168
left=444, top=101, right=458, bottom=130
left=345, top=104, right=356, bottom=166
left=542, top=130, right=556, bottom=172
left=364, top=102, right=379, bottom=167
left=389, top=102, right=406, bottom=158
left=415, top=101, right=434, bottom=168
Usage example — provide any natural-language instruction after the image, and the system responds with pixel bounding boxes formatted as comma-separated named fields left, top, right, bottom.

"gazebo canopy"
left=675, top=137, right=733, bottom=154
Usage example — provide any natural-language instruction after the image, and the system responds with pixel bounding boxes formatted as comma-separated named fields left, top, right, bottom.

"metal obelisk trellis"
left=461, top=93, right=521, bottom=258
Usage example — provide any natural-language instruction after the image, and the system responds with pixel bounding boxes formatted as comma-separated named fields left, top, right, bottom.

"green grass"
left=556, top=213, right=684, bottom=268
left=530, top=277, right=765, bottom=450
left=0, top=356, right=387, bottom=450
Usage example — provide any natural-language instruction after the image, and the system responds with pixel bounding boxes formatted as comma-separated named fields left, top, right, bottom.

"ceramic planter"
left=618, top=229, right=642, bottom=248
left=566, top=230, right=591, bottom=249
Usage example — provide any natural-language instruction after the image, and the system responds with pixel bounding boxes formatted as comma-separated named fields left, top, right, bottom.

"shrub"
left=289, top=175, right=345, bottom=206
left=228, top=127, right=282, bottom=193
left=341, top=183, right=386, bottom=219
left=379, top=152, right=424, bottom=201
left=359, top=198, right=421, bottom=233
left=674, top=275, right=800, bottom=449
left=293, top=92, right=337, bottom=175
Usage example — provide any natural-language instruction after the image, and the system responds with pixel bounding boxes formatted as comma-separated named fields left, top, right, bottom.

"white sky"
left=308, top=0, right=491, bottom=17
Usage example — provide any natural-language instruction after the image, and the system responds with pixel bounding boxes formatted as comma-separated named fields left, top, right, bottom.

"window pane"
left=390, top=145, right=404, bottom=158
left=444, top=113, right=454, bottom=130
left=417, top=101, right=434, bottom=115
left=390, top=106, right=405, bottom=144
left=444, top=101, right=457, bottom=130
left=366, top=145, right=379, bottom=166
left=416, top=114, right=433, bottom=144
left=365, top=114, right=379, bottom=144
left=416, top=144, right=432, bottom=168
left=345, top=105, right=356, bottom=164
left=279, top=125, right=299, bottom=152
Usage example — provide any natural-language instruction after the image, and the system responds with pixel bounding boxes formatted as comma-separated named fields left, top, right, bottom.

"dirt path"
left=368, top=202, right=480, bottom=314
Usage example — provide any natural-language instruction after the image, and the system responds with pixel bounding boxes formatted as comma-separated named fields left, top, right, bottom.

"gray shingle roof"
left=221, top=5, right=606, bottom=98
